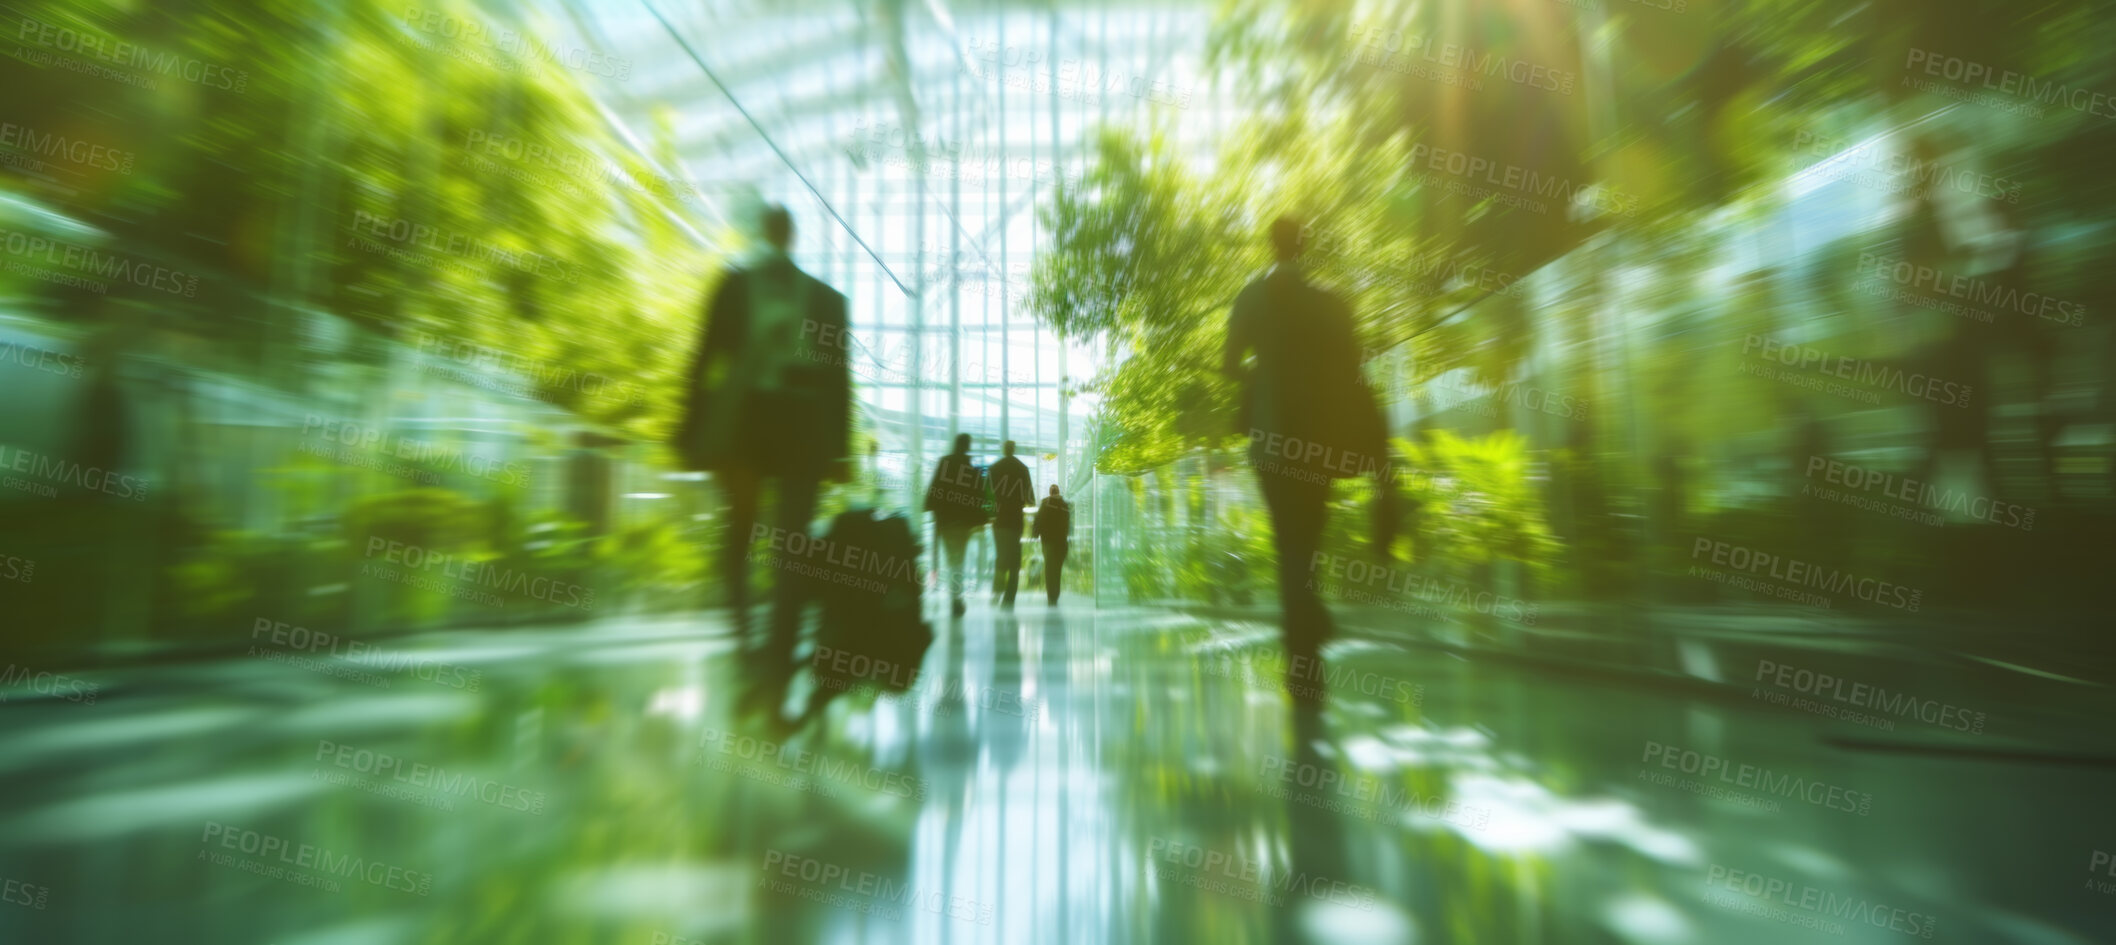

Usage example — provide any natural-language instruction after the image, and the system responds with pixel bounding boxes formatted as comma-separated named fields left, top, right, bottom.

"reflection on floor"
left=0, top=600, right=2110, bottom=944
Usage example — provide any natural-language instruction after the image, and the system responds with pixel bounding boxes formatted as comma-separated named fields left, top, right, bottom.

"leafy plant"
left=1396, top=430, right=1558, bottom=580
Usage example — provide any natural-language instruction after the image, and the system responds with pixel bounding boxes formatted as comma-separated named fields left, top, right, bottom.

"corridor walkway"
left=0, top=600, right=2108, bottom=944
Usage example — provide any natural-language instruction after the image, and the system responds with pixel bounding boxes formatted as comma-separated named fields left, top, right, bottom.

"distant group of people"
left=921, top=433, right=1071, bottom=616
left=677, top=204, right=1383, bottom=710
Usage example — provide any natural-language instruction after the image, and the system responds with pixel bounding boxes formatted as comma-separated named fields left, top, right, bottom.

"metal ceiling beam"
left=640, top=0, right=918, bottom=297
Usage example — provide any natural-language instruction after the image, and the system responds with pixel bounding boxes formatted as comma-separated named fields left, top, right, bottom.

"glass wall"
left=0, top=0, right=1234, bottom=662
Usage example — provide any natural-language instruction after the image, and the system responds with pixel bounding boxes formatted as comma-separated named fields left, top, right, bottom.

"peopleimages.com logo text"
left=1741, top=335, right=1972, bottom=407
left=1641, top=740, right=1873, bottom=815
left=1706, top=864, right=1937, bottom=938
left=1691, top=538, right=1922, bottom=612
left=1903, top=48, right=2116, bottom=120
left=1753, top=658, right=1986, bottom=733
left=199, top=822, right=432, bottom=896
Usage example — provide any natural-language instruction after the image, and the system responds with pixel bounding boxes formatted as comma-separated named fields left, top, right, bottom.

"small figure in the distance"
left=923, top=433, right=987, bottom=618
left=1031, top=485, right=1072, bottom=606
left=986, top=440, right=1035, bottom=610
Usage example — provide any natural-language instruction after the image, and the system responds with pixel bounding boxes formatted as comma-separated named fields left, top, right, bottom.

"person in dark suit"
left=924, top=433, right=986, bottom=618
left=1031, top=485, right=1071, bottom=606
left=675, top=204, right=852, bottom=705
left=985, top=440, right=1035, bottom=609
left=1221, top=216, right=1389, bottom=707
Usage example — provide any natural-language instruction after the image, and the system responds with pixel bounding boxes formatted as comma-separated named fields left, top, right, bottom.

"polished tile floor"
left=0, top=600, right=2110, bottom=943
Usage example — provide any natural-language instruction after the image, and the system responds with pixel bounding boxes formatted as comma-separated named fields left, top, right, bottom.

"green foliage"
left=160, top=528, right=347, bottom=630
left=341, top=487, right=490, bottom=554
left=594, top=519, right=708, bottom=611
left=1173, top=502, right=1269, bottom=606
left=0, top=0, right=720, bottom=442
left=1047, top=0, right=2116, bottom=483
left=1030, top=130, right=1247, bottom=471
left=1031, top=115, right=1431, bottom=473
left=1396, top=430, right=1559, bottom=579
left=164, top=534, right=253, bottom=622
left=1122, top=538, right=1171, bottom=603
left=469, top=505, right=593, bottom=621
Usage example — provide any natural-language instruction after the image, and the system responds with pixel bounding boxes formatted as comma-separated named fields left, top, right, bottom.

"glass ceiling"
left=492, top=0, right=1225, bottom=507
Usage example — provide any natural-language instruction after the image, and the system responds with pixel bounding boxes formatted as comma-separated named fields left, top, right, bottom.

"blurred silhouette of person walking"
left=1032, top=484, right=1071, bottom=606
left=986, top=440, right=1035, bottom=610
left=675, top=204, right=852, bottom=713
left=1221, top=216, right=1390, bottom=707
left=924, top=432, right=986, bottom=618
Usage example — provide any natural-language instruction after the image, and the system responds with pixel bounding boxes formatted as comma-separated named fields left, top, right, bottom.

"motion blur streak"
left=0, top=0, right=2111, bottom=943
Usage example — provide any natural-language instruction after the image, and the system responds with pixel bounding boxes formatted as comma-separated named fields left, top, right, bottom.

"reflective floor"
left=0, top=601, right=2111, bottom=944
